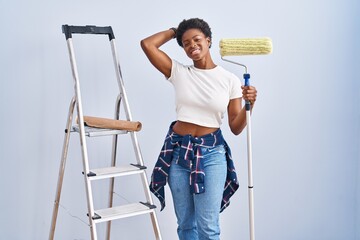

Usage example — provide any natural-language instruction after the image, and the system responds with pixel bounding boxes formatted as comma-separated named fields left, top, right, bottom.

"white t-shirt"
left=168, top=59, right=242, bottom=128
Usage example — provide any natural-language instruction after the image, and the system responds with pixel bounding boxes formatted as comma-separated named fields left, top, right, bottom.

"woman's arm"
left=228, top=85, right=257, bottom=135
left=140, top=29, right=176, bottom=78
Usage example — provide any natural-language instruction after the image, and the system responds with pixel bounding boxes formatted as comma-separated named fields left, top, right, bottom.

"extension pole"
left=244, top=73, right=255, bottom=240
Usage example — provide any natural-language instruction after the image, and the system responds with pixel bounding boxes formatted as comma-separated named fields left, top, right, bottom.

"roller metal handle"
left=62, top=25, right=115, bottom=40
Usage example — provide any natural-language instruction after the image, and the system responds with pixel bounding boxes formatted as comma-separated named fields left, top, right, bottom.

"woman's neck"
left=193, top=56, right=216, bottom=69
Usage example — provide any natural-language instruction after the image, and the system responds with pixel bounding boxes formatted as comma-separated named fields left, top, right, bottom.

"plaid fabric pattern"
left=150, top=121, right=239, bottom=212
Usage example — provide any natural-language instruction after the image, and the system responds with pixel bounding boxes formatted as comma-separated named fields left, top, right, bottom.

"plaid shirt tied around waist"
left=149, top=121, right=239, bottom=212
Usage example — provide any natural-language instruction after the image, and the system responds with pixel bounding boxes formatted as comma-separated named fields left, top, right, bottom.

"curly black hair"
left=176, top=18, right=212, bottom=48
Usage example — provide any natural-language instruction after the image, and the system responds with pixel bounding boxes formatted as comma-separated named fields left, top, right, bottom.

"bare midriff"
left=172, top=121, right=219, bottom=137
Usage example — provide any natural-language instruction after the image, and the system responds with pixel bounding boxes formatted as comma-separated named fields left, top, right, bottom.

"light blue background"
left=0, top=0, right=359, bottom=239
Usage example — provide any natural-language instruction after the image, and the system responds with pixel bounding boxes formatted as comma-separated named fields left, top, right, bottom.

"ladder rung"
left=87, top=164, right=146, bottom=180
left=71, top=125, right=128, bottom=137
left=93, top=202, right=156, bottom=223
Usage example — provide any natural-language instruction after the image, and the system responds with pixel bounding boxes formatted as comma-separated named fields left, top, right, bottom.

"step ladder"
left=49, top=25, right=162, bottom=240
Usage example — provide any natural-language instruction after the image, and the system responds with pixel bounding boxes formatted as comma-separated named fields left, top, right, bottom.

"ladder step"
left=87, top=164, right=146, bottom=180
left=71, top=125, right=128, bottom=137
left=93, top=202, right=156, bottom=223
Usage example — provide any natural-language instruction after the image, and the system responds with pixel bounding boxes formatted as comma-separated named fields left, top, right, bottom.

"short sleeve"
left=167, top=59, right=180, bottom=83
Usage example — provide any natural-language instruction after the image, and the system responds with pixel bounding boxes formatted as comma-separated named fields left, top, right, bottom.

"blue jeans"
left=168, top=144, right=227, bottom=240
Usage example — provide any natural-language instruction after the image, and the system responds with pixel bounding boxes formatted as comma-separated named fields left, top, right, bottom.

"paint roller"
left=219, top=37, right=272, bottom=240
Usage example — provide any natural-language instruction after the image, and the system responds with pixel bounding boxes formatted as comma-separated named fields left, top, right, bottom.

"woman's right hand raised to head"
left=140, top=29, right=176, bottom=78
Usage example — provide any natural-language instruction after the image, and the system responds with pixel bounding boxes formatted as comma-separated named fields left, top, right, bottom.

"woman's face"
left=181, top=28, right=211, bottom=61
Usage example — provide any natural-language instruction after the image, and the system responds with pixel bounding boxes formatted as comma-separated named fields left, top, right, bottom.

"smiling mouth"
left=191, top=48, right=200, bottom=55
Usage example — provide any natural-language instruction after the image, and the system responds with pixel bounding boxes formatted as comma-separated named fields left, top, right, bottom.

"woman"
left=141, top=18, right=257, bottom=240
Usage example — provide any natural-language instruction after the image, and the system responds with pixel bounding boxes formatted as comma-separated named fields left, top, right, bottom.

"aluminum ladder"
left=49, top=25, right=162, bottom=240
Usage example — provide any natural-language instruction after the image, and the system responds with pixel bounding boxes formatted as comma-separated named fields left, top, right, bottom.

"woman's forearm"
left=141, top=29, right=175, bottom=50
left=229, top=103, right=254, bottom=135
left=140, top=29, right=176, bottom=78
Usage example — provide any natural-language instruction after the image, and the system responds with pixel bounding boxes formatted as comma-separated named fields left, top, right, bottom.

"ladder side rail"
left=66, top=37, right=98, bottom=240
left=49, top=97, right=76, bottom=240
left=109, top=40, right=133, bottom=122
left=106, top=94, right=122, bottom=240
left=110, top=40, right=153, bottom=199
left=109, top=40, right=145, bottom=166
left=138, top=164, right=162, bottom=239
left=131, top=131, right=163, bottom=240
left=110, top=39, right=162, bottom=240
left=128, top=131, right=155, bottom=205
left=149, top=211, right=163, bottom=240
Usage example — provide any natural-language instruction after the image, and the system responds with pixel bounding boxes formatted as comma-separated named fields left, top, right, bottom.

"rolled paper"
left=77, top=116, right=142, bottom=132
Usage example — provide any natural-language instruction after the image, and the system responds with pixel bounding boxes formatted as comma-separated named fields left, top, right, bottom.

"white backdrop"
left=0, top=0, right=359, bottom=239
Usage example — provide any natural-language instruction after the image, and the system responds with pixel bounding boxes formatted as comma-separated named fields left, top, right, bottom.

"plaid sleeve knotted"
left=149, top=129, right=176, bottom=211
left=149, top=121, right=239, bottom=212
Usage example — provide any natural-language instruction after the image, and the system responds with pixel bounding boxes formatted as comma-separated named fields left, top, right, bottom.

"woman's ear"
left=207, top=37, right=212, bottom=48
